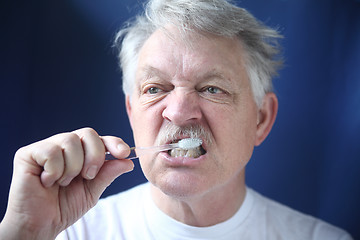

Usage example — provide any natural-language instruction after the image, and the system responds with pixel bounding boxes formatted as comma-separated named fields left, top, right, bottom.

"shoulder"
left=247, top=188, right=353, bottom=240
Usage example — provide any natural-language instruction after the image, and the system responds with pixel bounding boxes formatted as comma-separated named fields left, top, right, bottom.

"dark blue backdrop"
left=1, top=0, right=359, bottom=238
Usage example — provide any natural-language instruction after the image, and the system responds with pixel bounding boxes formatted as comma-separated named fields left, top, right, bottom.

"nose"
left=162, top=89, right=202, bottom=126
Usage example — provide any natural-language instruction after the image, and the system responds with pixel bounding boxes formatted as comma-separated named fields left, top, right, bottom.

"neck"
left=150, top=171, right=246, bottom=227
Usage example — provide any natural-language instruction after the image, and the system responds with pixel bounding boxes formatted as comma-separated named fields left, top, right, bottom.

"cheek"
left=206, top=102, right=256, bottom=139
left=130, top=103, right=164, bottom=146
left=204, top=102, right=257, bottom=163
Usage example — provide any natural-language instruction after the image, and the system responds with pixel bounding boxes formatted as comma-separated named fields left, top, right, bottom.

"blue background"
left=1, top=0, right=359, bottom=238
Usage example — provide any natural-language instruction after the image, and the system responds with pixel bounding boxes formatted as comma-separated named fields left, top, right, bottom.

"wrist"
left=0, top=214, right=57, bottom=240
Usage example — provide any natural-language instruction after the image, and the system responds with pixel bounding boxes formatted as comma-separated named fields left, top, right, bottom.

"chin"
left=150, top=169, right=214, bottom=200
left=142, top=153, right=230, bottom=200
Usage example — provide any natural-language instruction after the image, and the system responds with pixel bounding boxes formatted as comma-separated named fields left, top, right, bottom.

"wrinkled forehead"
left=148, top=24, right=245, bottom=53
left=138, top=25, right=247, bottom=69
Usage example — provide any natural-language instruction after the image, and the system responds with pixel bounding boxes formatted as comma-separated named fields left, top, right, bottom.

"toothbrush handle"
left=128, top=144, right=177, bottom=159
left=106, top=143, right=177, bottom=160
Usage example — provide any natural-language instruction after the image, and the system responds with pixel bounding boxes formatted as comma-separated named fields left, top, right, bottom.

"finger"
left=73, top=128, right=105, bottom=180
left=30, top=142, right=65, bottom=188
left=48, top=133, right=84, bottom=186
left=100, top=136, right=131, bottom=159
left=88, top=159, right=134, bottom=199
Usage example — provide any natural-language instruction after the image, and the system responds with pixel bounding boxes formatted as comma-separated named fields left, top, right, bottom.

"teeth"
left=170, top=146, right=203, bottom=158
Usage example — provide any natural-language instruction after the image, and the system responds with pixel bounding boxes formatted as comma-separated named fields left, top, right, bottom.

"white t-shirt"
left=56, top=183, right=352, bottom=240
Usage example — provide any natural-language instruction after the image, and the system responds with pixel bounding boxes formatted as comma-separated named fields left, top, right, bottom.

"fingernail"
left=59, top=177, right=72, bottom=186
left=117, top=144, right=129, bottom=151
left=86, top=166, right=98, bottom=179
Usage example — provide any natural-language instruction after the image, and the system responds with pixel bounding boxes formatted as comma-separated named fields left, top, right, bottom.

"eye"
left=147, top=87, right=161, bottom=94
left=205, top=86, right=222, bottom=94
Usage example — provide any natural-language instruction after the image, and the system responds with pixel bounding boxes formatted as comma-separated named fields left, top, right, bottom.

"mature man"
left=0, top=0, right=352, bottom=239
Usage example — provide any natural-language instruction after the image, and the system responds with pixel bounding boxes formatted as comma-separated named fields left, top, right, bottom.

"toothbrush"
left=106, top=138, right=203, bottom=160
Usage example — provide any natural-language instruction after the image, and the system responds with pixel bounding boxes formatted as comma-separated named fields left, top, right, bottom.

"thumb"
left=88, top=159, right=134, bottom=198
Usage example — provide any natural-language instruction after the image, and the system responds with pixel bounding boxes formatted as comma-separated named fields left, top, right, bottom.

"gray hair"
left=114, top=0, right=283, bottom=107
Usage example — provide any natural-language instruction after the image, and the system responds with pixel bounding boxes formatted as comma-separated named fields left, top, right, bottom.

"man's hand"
left=0, top=128, right=134, bottom=240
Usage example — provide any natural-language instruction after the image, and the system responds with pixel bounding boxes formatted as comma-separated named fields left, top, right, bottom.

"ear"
left=125, top=95, right=133, bottom=127
left=255, top=92, right=278, bottom=146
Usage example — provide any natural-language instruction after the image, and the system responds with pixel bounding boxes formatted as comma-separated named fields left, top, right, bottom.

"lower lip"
left=158, top=152, right=207, bottom=167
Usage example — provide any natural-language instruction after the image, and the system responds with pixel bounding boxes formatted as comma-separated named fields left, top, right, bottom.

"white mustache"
left=154, top=124, right=213, bottom=147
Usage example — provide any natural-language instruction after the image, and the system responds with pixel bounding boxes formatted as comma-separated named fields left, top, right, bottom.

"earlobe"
left=255, top=93, right=278, bottom=146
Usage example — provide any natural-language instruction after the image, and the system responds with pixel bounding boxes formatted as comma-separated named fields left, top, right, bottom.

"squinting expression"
left=126, top=27, right=259, bottom=199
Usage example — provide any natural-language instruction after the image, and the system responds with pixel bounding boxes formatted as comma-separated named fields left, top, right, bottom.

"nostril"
left=162, top=99, right=202, bottom=125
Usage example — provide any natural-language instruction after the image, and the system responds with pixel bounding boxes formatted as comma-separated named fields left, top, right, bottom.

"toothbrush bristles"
left=178, top=138, right=202, bottom=150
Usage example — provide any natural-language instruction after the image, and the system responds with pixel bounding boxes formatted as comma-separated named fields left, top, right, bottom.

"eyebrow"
left=139, top=66, right=170, bottom=82
left=198, top=69, right=237, bottom=90
left=201, top=70, right=230, bottom=81
left=139, top=65, right=233, bottom=85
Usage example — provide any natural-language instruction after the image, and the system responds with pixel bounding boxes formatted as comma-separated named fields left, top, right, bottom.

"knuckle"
left=14, top=141, right=62, bottom=166
left=62, top=132, right=81, bottom=147
left=14, top=145, right=27, bottom=158
left=82, top=127, right=99, bottom=137
left=42, top=143, right=63, bottom=160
